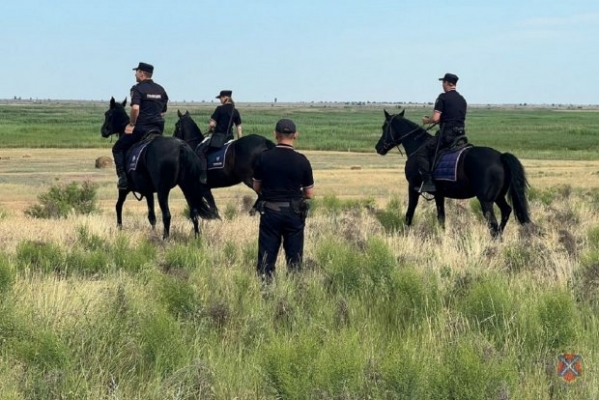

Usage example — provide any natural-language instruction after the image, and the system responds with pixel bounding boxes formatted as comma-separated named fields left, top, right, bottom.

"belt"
left=263, top=201, right=290, bottom=211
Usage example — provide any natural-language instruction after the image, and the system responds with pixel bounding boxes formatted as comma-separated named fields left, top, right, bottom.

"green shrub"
left=527, top=186, right=556, bottom=205
left=139, top=309, right=187, bottom=375
left=155, top=274, right=199, bottom=319
left=25, top=180, right=98, bottom=219
left=460, top=277, right=513, bottom=343
left=261, top=336, right=320, bottom=399
left=0, top=254, right=15, bottom=294
left=223, top=202, right=238, bottom=221
left=313, top=195, right=375, bottom=215
left=427, top=336, right=516, bottom=399
left=64, top=248, right=111, bottom=276
left=76, top=225, right=108, bottom=251
left=503, top=243, right=535, bottom=273
left=587, top=225, right=599, bottom=249
left=373, top=196, right=407, bottom=234
left=15, top=240, right=64, bottom=274
left=536, top=288, right=579, bottom=350
left=111, top=236, right=156, bottom=273
left=318, top=239, right=363, bottom=296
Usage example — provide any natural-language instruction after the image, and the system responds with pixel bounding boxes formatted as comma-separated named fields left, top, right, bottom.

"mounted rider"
left=197, top=90, right=243, bottom=184
left=413, top=73, right=467, bottom=193
left=112, top=62, right=169, bottom=189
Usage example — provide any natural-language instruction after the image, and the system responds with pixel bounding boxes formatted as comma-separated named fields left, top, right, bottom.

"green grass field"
left=0, top=102, right=598, bottom=399
left=1, top=101, right=598, bottom=159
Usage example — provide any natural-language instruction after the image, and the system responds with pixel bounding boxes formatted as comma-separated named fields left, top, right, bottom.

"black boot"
left=419, top=173, right=436, bottom=193
left=113, top=151, right=128, bottom=190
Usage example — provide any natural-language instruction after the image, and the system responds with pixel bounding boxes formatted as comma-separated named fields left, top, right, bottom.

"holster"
left=291, top=199, right=310, bottom=221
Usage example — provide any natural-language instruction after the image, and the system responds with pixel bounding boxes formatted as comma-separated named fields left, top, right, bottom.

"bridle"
left=383, top=114, right=436, bottom=154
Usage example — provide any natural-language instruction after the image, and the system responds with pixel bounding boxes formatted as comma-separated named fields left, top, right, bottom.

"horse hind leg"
left=478, top=199, right=501, bottom=237
left=146, top=195, right=157, bottom=229
left=495, top=197, right=512, bottom=233
left=157, top=190, right=172, bottom=239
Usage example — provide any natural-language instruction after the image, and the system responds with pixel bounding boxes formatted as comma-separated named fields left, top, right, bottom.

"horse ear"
left=185, top=111, right=190, bottom=116
left=384, top=109, right=391, bottom=119
left=122, top=98, right=127, bottom=107
left=399, top=109, right=405, bottom=117
left=177, top=110, right=183, bottom=118
left=110, top=97, right=116, bottom=107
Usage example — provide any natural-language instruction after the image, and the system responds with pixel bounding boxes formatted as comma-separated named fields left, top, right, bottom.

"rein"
left=384, top=114, right=436, bottom=154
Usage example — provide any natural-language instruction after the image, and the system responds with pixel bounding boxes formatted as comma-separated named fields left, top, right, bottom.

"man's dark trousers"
left=257, top=207, right=305, bottom=279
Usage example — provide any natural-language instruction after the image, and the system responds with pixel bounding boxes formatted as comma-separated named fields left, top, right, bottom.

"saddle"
left=126, top=133, right=160, bottom=173
left=431, top=138, right=472, bottom=182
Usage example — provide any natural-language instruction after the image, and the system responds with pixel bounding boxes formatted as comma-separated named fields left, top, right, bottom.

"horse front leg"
left=478, top=199, right=500, bottom=238
left=115, top=189, right=128, bottom=229
left=156, top=190, right=172, bottom=239
left=434, top=195, right=446, bottom=229
left=145, top=194, right=157, bottom=229
left=405, top=188, right=420, bottom=226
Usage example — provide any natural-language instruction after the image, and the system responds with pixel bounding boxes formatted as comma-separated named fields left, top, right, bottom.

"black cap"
left=275, top=119, right=296, bottom=134
left=216, top=90, right=232, bottom=98
left=133, top=62, right=154, bottom=74
left=439, top=73, right=458, bottom=84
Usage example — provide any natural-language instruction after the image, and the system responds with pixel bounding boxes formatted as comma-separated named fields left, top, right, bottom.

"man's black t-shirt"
left=253, top=144, right=314, bottom=202
left=433, top=89, right=467, bottom=130
left=130, top=79, right=168, bottom=127
left=210, top=103, right=241, bottom=135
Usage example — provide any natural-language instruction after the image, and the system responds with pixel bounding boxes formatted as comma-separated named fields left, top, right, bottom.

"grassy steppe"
left=0, top=103, right=598, bottom=398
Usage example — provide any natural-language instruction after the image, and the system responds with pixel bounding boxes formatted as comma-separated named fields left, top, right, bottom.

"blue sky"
left=1, top=0, right=597, bottom=104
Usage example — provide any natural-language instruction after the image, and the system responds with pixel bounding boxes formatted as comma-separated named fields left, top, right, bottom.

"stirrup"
left=418, top=181, right=436, bottom=194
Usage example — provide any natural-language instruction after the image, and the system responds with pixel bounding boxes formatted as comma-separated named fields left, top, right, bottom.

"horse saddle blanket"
left=432, top=146, right=471, bottom=182
left=126, top=141, right=152, bottom=173
left=205, top=141, right=233, bottom=170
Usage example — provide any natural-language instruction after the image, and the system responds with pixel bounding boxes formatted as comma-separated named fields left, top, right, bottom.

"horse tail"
left=501, top=153, right=531, bottom=224
left=178, top=143, right=220, bottom=220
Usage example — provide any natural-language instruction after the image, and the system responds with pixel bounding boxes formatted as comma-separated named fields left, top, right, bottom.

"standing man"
left=252, top=119, right=314, bottom=282
left=413, top=72, right=467, bottom=193
left=112, top=62, right=169, bottom=189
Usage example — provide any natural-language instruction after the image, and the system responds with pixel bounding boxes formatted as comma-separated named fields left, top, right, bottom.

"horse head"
left=375, top=109, right=426, bottom=155
left=174, top=110, right=205, bottom=148
left=101, top=97, right=129, bottom=138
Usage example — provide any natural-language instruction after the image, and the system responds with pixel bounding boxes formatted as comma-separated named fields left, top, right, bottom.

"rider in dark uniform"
left=197, top=90, right=243, bottom=184
left=413, top=73, right=467, bottom=193
left=112, top=62, right=169, bottom=189
left=252, top=119, right=314, bottom=282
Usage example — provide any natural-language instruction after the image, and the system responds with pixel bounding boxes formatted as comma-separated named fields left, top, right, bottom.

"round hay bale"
left=95, top=156, right=113, bottom=169
left=350, top=166, right=362, bottom=170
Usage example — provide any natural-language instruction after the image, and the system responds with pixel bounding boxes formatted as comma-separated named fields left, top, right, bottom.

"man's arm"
left=302, top=186, right=314, bottom=199
left=237, top=124, right=243, bottom=139
left=129, top=104, right=140, bottom=125
left=252, top=179, right=261, bottom=195
left=422, top=110, right=440, bottom=125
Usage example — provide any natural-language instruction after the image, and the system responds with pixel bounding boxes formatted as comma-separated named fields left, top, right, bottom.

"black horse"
left=173, top=110, right=275, bottom=203
left=101, top=97, right=220, bottom=239
left=375, top=109, right=531, bottom=236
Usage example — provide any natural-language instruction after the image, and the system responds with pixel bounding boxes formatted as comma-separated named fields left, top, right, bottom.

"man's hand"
left=422, top=116, right=431, bottom=124
left=125, top=124, right=134, bottom=134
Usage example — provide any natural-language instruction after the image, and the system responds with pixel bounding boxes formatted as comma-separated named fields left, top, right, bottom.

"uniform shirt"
left=253, top=144, right=314, bottom=202
left=433, top=89, right=467, bottom=130
left=130, top=80, right=169, bottom=127
left=210, top=103, right=242, bottom=135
